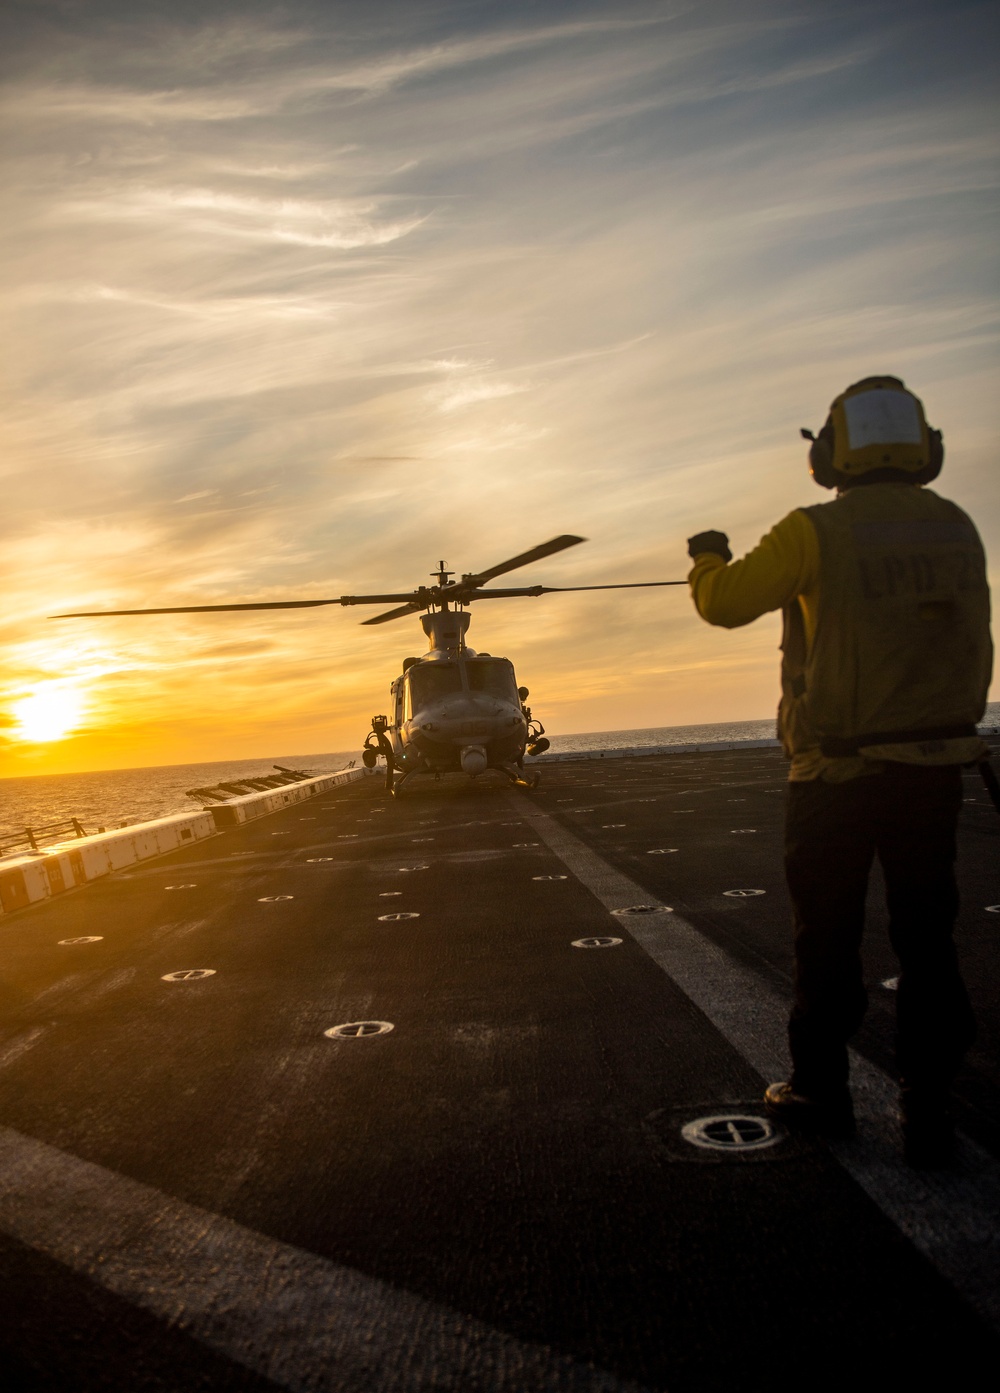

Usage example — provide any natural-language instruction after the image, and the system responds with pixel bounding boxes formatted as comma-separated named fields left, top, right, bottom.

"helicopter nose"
left=444, top=695, right=504, bottom=740
left=454, top=717, right=493, bottom=739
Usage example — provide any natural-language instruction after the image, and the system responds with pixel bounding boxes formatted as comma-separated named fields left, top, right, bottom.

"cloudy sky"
left=1, top=0, right=997, bottom=775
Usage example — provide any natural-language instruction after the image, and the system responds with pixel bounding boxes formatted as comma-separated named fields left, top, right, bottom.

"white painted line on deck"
left=0, top=1027, right=48, bottom=1071
left=0, top=1126, right=651, bottom=1393
left=325, top=1020, right=395, bottom=1038
left=514, top=796, right=1000, bottom=1334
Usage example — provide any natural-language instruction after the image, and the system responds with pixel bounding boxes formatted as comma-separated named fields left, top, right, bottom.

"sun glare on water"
left=10, top=684, right=85, bottom=742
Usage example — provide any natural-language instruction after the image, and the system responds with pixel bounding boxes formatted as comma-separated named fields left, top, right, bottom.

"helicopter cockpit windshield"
left=466, top=658, right=518, bottom=702
left=406, top=663, right=462, bottom=712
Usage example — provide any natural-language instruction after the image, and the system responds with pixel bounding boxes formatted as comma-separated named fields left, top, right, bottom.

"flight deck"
left=1, top=742, right=998, bottom=1391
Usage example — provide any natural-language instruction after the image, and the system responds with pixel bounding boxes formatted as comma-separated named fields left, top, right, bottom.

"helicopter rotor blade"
left=455, top=534, right=586, bottom=593
left=358, top=578, right=688, bottom=619
left=360, top=602, right=426, bottom=626
left=50, top=541, right=681, bottom=623
left=52, top=593, right=425, bottom=619
left=51, top=600, right=346, bottom=618
left=335, top=593, right=427, bottom=606
left=528, top=581, right=687, bottom=592
left=463, top=581, right=687, bottom=600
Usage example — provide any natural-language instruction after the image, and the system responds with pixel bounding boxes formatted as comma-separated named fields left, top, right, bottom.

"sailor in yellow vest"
left=687, top=376, right=993, bottom=1165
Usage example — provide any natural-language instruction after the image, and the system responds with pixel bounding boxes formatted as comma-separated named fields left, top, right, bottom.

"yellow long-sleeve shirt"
left=688, top=510, right=868, bottom=781
left=688, top=509, right=820, bottom=641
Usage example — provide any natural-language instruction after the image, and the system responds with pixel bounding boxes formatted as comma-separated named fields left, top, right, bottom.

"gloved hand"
left=687, top=530, right=732, bottom=562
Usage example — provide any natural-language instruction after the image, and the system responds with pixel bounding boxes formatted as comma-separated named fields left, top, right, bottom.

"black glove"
left=687, top=530, right=732, bottom=562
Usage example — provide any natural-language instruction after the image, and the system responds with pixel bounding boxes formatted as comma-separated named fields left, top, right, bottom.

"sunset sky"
left=1, top=0, right=997, bottom=776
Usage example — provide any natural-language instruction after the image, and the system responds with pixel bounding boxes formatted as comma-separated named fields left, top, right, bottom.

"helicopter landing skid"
left=498, top=763, right=540, bottom=791
left=389, top=765, right=537, bottom=794
left=387, top=768, right=412, bottom=798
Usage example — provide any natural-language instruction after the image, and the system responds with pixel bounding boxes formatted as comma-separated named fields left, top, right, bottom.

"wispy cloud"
left=62, top=186, right=428, bottom=251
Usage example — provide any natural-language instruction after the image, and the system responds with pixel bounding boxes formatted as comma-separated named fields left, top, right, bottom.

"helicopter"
left=54, top=534, right=684, bottom=794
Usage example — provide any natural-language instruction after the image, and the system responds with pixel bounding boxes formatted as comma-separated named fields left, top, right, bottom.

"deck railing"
left=0, top=818, right=90, bottom=856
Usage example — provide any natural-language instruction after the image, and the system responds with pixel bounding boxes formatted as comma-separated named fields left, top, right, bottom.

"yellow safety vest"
left=779, top=484, right=992, bottom=761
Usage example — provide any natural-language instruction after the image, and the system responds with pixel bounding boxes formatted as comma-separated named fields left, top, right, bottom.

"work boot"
left=900, top=1087, right=955, bottom=1168
left=764, top=1081, right=856, bottom=1138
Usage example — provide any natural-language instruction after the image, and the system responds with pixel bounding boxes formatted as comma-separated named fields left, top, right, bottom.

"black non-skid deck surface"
left=1, top=744, right=998, bottom=1391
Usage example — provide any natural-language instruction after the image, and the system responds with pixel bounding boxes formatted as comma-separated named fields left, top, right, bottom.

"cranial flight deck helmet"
left=801, top=375, right=944, bottom=489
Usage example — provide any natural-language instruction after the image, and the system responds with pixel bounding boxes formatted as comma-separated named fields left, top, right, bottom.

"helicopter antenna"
left=432, top=561, right=455, bottom=599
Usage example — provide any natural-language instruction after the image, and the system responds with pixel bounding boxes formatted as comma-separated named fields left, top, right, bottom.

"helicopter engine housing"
left=421, top=610, right=470, bottom=654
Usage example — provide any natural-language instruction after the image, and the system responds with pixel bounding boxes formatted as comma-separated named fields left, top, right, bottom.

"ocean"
left=2, top=706, right=997, bottom=840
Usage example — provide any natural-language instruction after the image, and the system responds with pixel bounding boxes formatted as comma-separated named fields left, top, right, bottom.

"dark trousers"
left=784, top=764, right=975, bottom=1100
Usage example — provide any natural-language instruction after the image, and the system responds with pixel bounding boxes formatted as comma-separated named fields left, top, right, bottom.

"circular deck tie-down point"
left=325, top=1020, right=394, bottom=1039
left=611, top=904, right=672, bottom=917
left=533, top=875, right=567, bottom=881
left=723, top=889, right=766, bottom=898
left=681, top=1114, right=780, bottom=1152
left=647, top=848, right=678, bottom=855
left=378, top=911, right=420, bottom=921
left=572, top=936, right=623, bottom=949
left=258, top=895, right=294, bottom=902
left=162, top=969, right=216, bottom=982
left=59, top=936, right=103, bottom=945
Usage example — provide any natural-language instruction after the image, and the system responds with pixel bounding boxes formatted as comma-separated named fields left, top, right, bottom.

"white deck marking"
left=0, top=1126, right=650, bottom=1393
left=515, top=796, right=1000, bottom=1333
left=0, top=1027, right=48, bottom=1071
left=681, top=1116, right=779, bottom=1153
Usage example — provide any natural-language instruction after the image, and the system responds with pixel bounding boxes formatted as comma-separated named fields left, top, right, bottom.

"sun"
left=10, top=684, right=85, bottom=743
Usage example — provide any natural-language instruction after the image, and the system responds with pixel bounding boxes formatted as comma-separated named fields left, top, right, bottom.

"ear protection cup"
left=808, top=417, right=838, bottom=489
left=922, top=427, right=944, bottom=483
